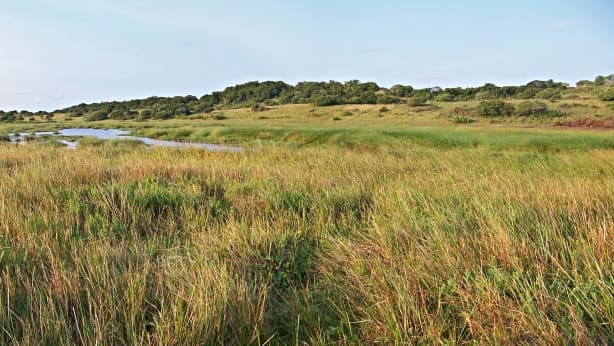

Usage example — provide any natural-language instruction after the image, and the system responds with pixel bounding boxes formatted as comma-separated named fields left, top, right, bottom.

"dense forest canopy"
left=1, top=74, right=612, bottom=122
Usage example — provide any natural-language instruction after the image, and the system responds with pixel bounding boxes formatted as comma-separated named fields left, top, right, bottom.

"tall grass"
left=0, top=136, right=612, bottom=344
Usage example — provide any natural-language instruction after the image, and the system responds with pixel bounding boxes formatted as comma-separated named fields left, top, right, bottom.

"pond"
left=7, top=128, right=242, bottom=152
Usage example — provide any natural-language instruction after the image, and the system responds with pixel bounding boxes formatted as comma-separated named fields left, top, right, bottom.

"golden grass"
left=0, top=139, right=612, bottom=344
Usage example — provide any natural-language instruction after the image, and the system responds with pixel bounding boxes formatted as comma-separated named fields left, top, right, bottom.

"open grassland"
left=0, top=125, right=612, bottom=344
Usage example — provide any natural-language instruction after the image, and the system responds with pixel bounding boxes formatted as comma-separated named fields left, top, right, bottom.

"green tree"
left=390, top=84, right=414, bottom=97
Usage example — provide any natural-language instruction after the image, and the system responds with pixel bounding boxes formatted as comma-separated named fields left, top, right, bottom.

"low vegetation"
left=0, top=130, right=612, bottom=344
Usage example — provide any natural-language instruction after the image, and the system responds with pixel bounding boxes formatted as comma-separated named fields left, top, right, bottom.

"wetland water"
left=7, top=128, right=242, bottom=152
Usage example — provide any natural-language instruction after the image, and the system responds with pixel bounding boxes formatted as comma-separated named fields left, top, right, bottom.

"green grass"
left=0, top=97, right=612, bottom=343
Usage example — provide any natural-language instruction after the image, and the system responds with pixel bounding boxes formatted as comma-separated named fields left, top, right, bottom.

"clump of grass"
left=451, top=115, right=476, bottom=124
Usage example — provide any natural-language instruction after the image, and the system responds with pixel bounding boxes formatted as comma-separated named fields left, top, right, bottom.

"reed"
left=0, top=128, right=612, bottom=344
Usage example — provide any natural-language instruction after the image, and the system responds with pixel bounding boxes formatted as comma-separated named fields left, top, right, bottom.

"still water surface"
left=8, top=128, right=242, bottom=152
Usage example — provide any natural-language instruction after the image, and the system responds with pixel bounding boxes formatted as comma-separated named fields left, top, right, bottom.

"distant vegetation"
left=2, top=74, right=611, bottom=122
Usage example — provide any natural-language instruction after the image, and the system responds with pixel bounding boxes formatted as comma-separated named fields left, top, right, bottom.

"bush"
left=379, top=107, right=389, bottom=113
left=536, top=89, right=561, bottom=101
left=451, top=115, right=475, bottom=124
left=515, top=88, right=538, bottom=99
left=434, top=93, right=454, bottom=102
left=213, top=114, right=227, bottom=120
left=476, top=100, right=514, bottom=116
left=475, top=91, right=495, bottom=100
left=376, top=94, right=402, bottom=104
left=201, top=105, right=215, bottom=113
left=450, top=106, right=475, bottom=116
left=516, top=101, right=548, bottom=116
left=599, top=88, right=614, bottom=101
left=139, top=110, right=153, bottom=119
left=108, top=110, right=124, bottom=120
left=86, top=110, right=109, bottom=121
left=409, top=95, right=428, bottom=106
left=251, top=103, right=269, bottom=112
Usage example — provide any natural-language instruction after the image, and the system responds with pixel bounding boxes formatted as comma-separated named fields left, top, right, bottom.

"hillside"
left=1, top=75, right=613, bottom=127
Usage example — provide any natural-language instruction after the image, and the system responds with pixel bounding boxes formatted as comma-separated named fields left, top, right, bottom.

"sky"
left=1, top=0, right=613, bottom=111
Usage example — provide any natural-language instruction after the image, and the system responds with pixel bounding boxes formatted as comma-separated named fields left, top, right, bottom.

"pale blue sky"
left=1, top=0, right=613, bottom=111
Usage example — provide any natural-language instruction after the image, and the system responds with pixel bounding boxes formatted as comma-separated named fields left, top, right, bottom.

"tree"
left=313, top=95, right=341, bottom=106
left=390, top=84, right=414, bottom=97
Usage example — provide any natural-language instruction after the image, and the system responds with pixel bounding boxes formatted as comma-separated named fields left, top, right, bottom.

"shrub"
left=450, top=106, right=475, bottom=116
left=434, top=93, right=454, bottom=102
left=599, top=88, right=614, bottom=101
left=139, top=110, right=153, bottom=119
left=251, top=103, right=269, bottom=112
left=516, top=101, right=548, bottom=116
left=476, top=100, right=514, bottom=116
left=108, top=110, right=124, bottom=120
left=475, top=91, right=495, bottom=100
left=451, top=115, right=475, bottom=124
left=409, top=95, right=428, bottom=106
left=515, top=88, right=538, bottom=99
left=332, top=116, right=342, bottom=121
left=201, top=105, right=215, bottom=113
left=379, top=107, right=389, bottom=113
left=536, top=89, right=561, bottom=101
left=213, top=114, right=227, bottom=120
left=376, top=94, right=402, bottom=104
left=85, top=110, right=109, bottom=121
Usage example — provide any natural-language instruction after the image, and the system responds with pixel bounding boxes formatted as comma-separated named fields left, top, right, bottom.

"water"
left=7, top=128, right=242, bottom=152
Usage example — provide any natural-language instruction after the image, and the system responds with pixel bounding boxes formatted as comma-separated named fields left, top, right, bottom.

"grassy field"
left=0, top=96, right=613, bottom=344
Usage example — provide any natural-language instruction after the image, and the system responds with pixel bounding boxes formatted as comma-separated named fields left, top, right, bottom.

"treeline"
left=57, top=79, right=572, bottom=121
left=0, top=110, right=53, bottom=122
left=1, top=75, right=612, bottom=122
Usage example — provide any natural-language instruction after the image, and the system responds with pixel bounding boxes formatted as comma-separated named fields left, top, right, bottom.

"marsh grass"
left=0, top=131, right=612, bottom=344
